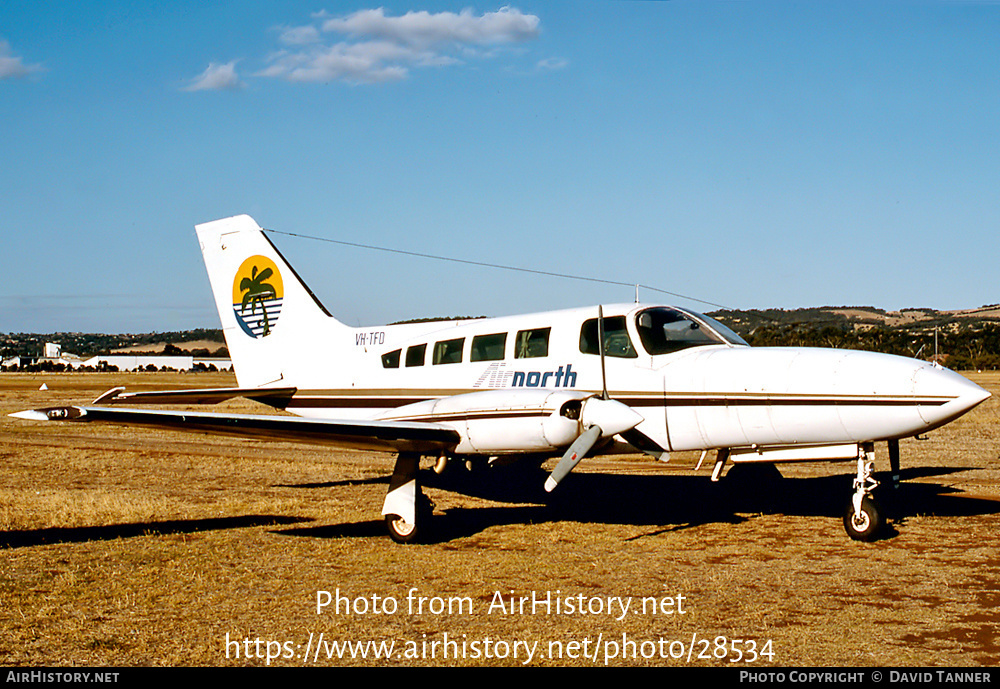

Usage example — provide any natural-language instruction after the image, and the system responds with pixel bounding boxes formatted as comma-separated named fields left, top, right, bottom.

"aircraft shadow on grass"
left=0, top=515, right=310, bottom=550
left=3, top=465, right=994, bottom=548
left=276, top=464, right=1000, bottom=544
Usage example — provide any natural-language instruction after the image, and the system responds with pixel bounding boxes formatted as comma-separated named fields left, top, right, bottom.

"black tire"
left=384, top=492, right=434, bottom=544
left=385, top=513, right=420, bottom=544
left=843, top=497, right=883, bottom=542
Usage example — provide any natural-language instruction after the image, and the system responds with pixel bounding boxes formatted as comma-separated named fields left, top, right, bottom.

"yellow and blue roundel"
left=232, top=256, right=284, bottom=338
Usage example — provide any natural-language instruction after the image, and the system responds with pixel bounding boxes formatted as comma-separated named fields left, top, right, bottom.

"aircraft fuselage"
left=255, top=301, right=989, bottom=459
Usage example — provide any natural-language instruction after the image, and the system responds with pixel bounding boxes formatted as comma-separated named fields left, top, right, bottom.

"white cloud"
left=183, top=61, right=244, bottom=91
left=260, top=42, right=411, bottom=84
left=260, top=6, right=541, bottom=85
left=278, top=24, right=321, bottom=46
left=0, top=40, right=44, bottom=80
left=537, top=57, right=568, bottom=71
left=321, top=7, right=540, bottom=47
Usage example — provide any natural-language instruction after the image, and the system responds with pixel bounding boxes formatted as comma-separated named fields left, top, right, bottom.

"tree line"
left=712, top=314, right=1000, bottom=371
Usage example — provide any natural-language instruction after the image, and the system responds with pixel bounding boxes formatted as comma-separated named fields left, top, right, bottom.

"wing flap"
left=10, top=406, right=460, bottom=454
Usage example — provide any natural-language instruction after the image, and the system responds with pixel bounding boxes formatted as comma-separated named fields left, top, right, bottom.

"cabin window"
left=433, top=338, right=465, bottom=365
left=579, top=316, right=638, bottom=358
left=471, top=333, right=506, bottom=362
left=405, top=344, right=427, bottom=367
left=381, top=349, right=401, bottom=368
left=514, top=327, right=550, bottom=358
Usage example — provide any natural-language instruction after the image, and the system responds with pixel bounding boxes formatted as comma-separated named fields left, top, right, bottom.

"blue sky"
left=2, top=1, right=998, bottom=333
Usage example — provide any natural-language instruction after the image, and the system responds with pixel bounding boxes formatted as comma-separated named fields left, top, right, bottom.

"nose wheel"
left=843, top=496, right=883, bottom=541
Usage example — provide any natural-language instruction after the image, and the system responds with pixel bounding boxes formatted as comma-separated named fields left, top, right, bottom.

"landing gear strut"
left=844, top=442, right=884, bottom=541
left=382, top=452, right=432, bottom=544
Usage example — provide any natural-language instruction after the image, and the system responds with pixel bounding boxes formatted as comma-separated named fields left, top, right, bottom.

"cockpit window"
left=579, top=316, right=638, bottom=358
left=635, top=307, right=747, bottom=355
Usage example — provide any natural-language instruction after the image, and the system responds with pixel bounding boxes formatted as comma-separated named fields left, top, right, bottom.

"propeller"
left=545, top=305, right=644, bottom=492
left=544, top=393, right=643, bottom=492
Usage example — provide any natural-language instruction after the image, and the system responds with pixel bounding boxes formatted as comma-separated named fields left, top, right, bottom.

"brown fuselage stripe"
left=285, top=394, right=954, bottom=410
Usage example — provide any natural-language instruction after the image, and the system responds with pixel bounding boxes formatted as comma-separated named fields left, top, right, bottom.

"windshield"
left=680, top=309, right=749, bottom=347
left=635, top=307, right=747, bottom=355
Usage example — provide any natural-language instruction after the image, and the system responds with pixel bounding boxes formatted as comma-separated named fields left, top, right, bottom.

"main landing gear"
left=382, top=452, right=434, bottom=544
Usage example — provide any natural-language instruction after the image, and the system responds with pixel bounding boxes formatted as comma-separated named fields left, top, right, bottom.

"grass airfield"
left=1, top=371, right=998, bottom=666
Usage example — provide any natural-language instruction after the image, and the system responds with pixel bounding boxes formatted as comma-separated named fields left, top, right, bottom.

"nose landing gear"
left=844, top=442, right=885, bottom=541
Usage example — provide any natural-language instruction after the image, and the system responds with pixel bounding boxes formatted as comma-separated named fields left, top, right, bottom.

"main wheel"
left=385, top=514, right=420, bottom=544
left=843, top=496, right=883, bottom=542
left=384, top=492, right=433, bottom=544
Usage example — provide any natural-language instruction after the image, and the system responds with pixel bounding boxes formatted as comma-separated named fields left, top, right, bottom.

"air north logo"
left=233, top=256, right=284, bottom=338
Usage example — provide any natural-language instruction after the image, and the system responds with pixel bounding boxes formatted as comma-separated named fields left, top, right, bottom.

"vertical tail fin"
left=196, top=215, right=345, bottom=388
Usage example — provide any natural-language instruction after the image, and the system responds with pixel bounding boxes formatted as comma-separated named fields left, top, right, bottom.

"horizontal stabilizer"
left=9, top=406, right=460, bottom=454
left=96, top=386, right=297, bottom=408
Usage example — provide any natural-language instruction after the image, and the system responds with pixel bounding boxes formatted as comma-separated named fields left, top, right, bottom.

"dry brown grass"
left=1, top=371, right=998, bottom=667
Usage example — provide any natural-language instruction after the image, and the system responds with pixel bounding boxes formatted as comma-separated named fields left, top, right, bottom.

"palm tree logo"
left=232, top=256, right=284, bottom=338
left=240, top=265, right=276, bottom=336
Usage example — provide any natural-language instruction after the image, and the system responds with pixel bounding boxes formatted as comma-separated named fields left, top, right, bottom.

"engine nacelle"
left=377, top=389, right=594, bottom=454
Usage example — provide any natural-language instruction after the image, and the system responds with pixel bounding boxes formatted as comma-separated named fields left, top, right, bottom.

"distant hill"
left=709, top=304, right=1000, bottom=333
left=709, top=305, right=1000, bottom=369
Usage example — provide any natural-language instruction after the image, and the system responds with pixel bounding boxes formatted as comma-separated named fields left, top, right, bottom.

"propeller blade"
left=545, top=424, right=602, bottom=492
left=620, top=427, right=666, bottom=455
left=598, top=305, right=609, bottom=400
left=544, top=396, right=644, bottom=493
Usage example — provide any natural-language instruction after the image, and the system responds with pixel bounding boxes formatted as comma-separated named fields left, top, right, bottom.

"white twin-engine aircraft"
left=12, top=215, right=991, bottom=543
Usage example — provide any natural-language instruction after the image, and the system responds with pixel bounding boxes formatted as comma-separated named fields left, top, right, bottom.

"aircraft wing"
left=9, top=405, right=461, bottom=454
